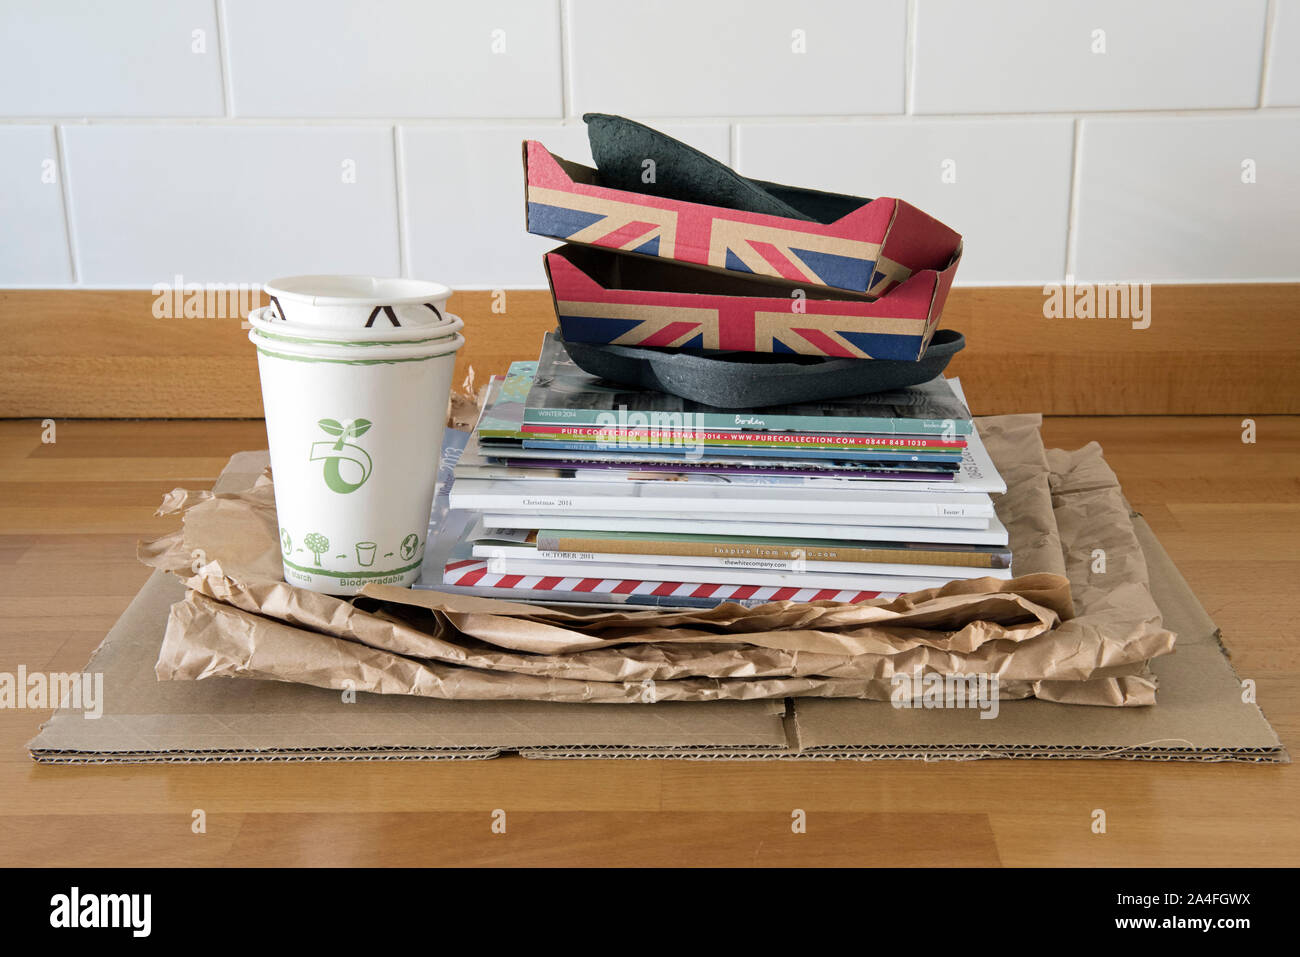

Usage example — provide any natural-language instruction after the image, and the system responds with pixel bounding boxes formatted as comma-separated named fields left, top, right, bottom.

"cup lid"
left=249, top=325, right=465, bottom=361
left=248, top=305, right=463, bottom=344
left=262, top=275, right=453, bottom=329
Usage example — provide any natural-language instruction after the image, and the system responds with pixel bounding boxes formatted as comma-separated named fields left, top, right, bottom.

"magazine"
left=473, top=555, right=960, bottom=594
left=525, top=527, right=1011, bottom=568
left=479, top=511, right=1011, bottom=545
left=439, top=558, right=898, bottom=608
left=459, top=427, right=1005, bottom=493
left=448, top=477, right=996, bottom=518
left=470, top=545, right=1012, bottom=580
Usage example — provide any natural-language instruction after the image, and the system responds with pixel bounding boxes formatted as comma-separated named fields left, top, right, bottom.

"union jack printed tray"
left=524, top=140, right=962, bottom=298
left=544, top=243, right=960, bottom=360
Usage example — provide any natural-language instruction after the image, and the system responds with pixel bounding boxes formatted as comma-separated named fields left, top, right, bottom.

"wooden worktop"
left=0, top=416, right=1296, bottom=866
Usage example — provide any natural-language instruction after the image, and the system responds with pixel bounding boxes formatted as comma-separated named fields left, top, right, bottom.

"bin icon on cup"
left=356, top=541, right=377, bottom=567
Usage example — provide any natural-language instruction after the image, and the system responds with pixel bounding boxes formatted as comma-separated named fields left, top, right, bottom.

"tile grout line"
left=4, top=106, right=1299, bottom=128
left=1063, top=117, right=1083, bottom=281
left=23, top=276, right=1300, bottom=293
left=1257, top=0, right=1277, bottom=108
left=559, top=0, right=574, bottom=120
left=392, top=126, right=408, bottom=277
left=904, top=0, right=917, bottom=115
left=214, top=0, right=235, bottom=116
left=52, top=125, right=80, bottom=285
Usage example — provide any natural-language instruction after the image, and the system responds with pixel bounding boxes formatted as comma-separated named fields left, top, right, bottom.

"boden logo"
left=49, top=887, right=151, bottom=937
left=310, top=418, right=373, bottom=494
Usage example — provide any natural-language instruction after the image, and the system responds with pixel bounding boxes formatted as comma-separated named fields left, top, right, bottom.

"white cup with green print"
left=249, top=310, right=464, bottom=596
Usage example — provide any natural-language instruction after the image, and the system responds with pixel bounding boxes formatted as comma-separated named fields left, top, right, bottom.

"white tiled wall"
left=567, top=0, right=906, bottom=117
left=0, top=0, right=225, bottom=117
left=1, top=0, right=1297, bottom=289
left=0, top=126, right=71, bottom=285
left=911, top=0, right=1268, bottom=114
left=1264, top=0, right=1300, bottom=106
left=736, top=119, right=1075, bottom=284
left=223, top=0, right=564, bottom=117
left=62, top=126, right=401, bottom=284
left=1074, top=114, right=1300, bottom=281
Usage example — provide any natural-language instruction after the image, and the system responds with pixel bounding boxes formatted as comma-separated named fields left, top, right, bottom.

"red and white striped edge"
left=443, top=559, right=897, bottom=604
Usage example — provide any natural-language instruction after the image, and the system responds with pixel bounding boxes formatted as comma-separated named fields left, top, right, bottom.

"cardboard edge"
left=521, top=139, right=532, bottom=234
left=30, top=748, right=503, bottom=765
left=779, top=744, right=1287, bottom=763
left=519, top=745, right=792, bottom=760
left=922, top=244, right=963, bottom=351
left=878, top=197, right=964, bottom=281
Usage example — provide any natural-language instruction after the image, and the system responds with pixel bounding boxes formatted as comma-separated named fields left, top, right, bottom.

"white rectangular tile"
left=0, top=126, right=73, bottom=285
left=62, top=126, right=399, bottom=286
left=0, top=0, right=223, bottom=116
left=736, top=119, right=1074, bottom=283
left=913, top=0, right=1267, bottom=113
left=1264, top=0, right=1300, bottom=106
left=569, top=0, right=905, bottom=117
left=1074, top=114, right=1300, bottom=282
left=400, top=122, right=730, bottom=288
left=223, top=0, right=562, bottom=117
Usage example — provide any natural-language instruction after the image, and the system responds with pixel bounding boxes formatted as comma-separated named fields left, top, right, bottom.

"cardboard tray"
left=558, top=330, right=966, bottom=407
left=544, top=243, right=961, bottom=360
left=524, top=140, right=962, bottom=298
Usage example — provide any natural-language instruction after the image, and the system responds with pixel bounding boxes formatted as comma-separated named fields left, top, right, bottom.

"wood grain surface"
left=3, top=284, right=1298, bottom=417
left=0, top=416, right=1295, bottom=867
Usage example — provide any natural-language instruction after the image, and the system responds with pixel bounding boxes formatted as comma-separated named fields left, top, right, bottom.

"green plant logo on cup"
left=310, top=418, right=374, bottom=494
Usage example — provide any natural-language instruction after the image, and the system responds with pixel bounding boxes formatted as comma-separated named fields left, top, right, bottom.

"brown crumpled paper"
left=142, top=414, right=1175, bottom=706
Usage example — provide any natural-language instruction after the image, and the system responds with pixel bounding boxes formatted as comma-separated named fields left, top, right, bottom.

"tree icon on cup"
left=356, top=541, right=377, bottom=567
left=303, top=532, right=329, bottom=567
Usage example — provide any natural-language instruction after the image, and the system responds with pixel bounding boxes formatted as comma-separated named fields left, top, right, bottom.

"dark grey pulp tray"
left=559, top=330, right=966, bottom=409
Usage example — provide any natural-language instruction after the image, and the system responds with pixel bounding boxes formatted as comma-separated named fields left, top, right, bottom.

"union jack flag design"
left=443, top=559, right=894, bottom=607
left=525, top=141, right=959, bottom=297
left=545, top=246, right=959, bottom=360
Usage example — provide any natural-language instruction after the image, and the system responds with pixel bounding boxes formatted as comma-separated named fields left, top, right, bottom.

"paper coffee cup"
left=262, top=275, right=453, bottom=330
left=249, top=323, right=464, bottom=596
